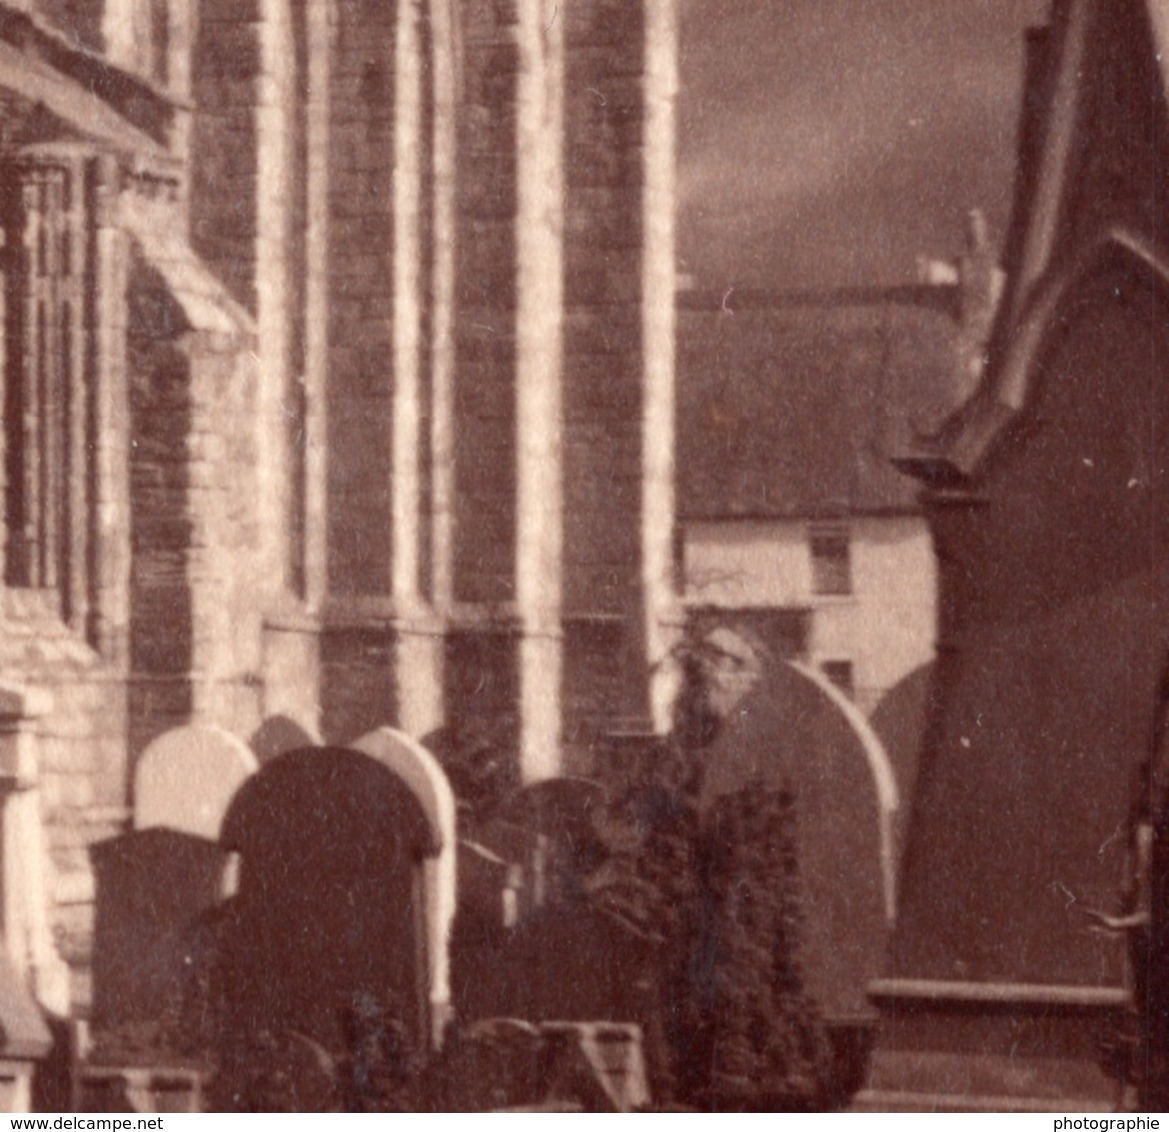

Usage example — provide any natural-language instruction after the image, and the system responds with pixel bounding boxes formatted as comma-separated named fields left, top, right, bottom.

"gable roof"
left=0, top=6, right=171, bottom=160
left=676, top=289, right=961, bottom=520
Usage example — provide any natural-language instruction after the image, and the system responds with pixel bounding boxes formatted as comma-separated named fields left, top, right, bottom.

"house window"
left=821, top=659, right=854, bottom=699
left=809, top=522, right=852, bottom=596
left=2, top=153, right=92, bottom=630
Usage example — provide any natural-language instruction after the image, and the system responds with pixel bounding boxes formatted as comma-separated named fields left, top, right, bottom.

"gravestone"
left=452, top=782, right=637, bottom=1013
left=451, top=776, right=674, bottom=1102
left=134, top=725, right=257, bottom=840
left=352, top=727, right=456, bottom=1047
left=216, top=746, right=439, bottom=1093
left=870, top=660, right=935, bottom=873
left=89, top=829, right=227, bottom=1050
left=451, top=776, right=630, bottom=1015
left=661, top=650, right=896, bottom=1106
left=93, top=723, right=252, bottom=1083
left=497, top=776, right=607, bottom=904
left=249, top=714, right=322, bottom=765
left=696, top=658, right=896, bottom=1023
left=454, top=901, right=654, bottom=1031
left=451, top=820, right=531, bottom=1004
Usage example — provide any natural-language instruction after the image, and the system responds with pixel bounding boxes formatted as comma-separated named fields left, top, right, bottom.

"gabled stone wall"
left=189, top=0, right=260, bottom=313
left=125, top=196, right=264, bottom=758
left=324, top=0, right=398, bottom=599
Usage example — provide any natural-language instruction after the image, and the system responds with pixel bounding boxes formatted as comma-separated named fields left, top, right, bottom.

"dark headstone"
left=217, top=746, right=438, bottom=1070
left=249, top=715, right=321, bottom=765
left=498, top=777, right=608, bottom=901
left=451, top=789, right=660, bottom=1087
left=454, top=901, right=653, bottom=1028
left=89, top=828, right=228, bottom=1049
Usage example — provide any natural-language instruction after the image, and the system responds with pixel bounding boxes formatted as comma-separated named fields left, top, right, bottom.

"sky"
left=677, top=0, right=1051, bottom=290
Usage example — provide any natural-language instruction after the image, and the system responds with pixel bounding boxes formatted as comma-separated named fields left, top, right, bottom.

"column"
left=0, top=684, right=69, bottom=1015
left=257, top=0, right=294, bottom=595
left=429, top=0, right=457, bottom=614
left=394, top=0, right=445, bottom=737
left=514, top=0, right=565, bottom=782
left=303, top=0, right=334, bottom=609
left=641, top=0, right=681, bottom=733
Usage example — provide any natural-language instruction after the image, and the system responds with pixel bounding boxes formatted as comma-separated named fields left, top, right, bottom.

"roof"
left=676, top=289, right=962, bottom=520
left=0, top=2, right=176, bottom=153
left=126, top=198, right=255, bottom=340
left=0, top=31, right=168, bottom=162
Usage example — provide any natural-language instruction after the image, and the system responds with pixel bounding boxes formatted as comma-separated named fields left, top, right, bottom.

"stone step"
left=851, top=1087, right=1117, bottom=1113
left=863, top=1047, right=1120, bottom=1106
left=855, top=1048, right=1121, bottom=1111
left=860, top=980, right=1130, bottom=1112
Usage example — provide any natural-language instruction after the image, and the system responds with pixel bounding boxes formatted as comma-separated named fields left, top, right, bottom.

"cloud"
left=678, top=0, right=1048, bottom=287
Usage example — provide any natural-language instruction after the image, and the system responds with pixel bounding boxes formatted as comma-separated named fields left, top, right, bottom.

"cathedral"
left=0, top=0, right=678, bottom=1019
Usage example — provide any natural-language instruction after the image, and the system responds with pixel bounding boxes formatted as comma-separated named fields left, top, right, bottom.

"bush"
left=588, top=736, right=832, bottom=1110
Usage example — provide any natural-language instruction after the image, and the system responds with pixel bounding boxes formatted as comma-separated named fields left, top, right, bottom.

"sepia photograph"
left=0, top=0, right=1160, bottom=1115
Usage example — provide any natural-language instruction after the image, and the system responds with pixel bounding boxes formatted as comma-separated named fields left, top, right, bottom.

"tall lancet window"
left=2, top=151, right=93, bottom=632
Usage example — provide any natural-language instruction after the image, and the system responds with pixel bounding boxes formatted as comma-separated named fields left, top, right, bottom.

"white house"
left=683, top=514, right=936, bottom=715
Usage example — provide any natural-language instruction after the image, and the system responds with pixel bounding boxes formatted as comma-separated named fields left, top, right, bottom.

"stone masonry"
left=0, top=0, right=679, bottom=1010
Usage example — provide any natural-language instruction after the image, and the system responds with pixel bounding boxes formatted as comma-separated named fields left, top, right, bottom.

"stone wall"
left=189, top=0, right=260, bottom=313
left=562, top=1, right=645, bottom=616
left=452, top=0, right=519, bottom=607
left=313, top=0, right=402, bottom=743
left=185, top=337, right=265, bottom=730
left=315, top=0, right=677, bottom=763
left=0, top=599, right=126, bottom=1006
left=320, top=621, right=397, bottom=745
left=561, top=1, right=653, bottom=756
left=126, top=328, right=195, bottom=750
left=0, top=0, right=678, bottom=1012
left=125, top=225, right=264, bottom=759
left=325, top=0, right=397, bottom=597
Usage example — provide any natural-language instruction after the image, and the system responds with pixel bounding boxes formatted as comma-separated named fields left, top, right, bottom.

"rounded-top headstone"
left=249, top=714, right=322, bottom=765
left=353, top=727, right=457, bottom=1047
left=870, top=660, right=936, bottom=872
left=696, top=658, right=898, bottom=1020
left=221, top=745, right=437, bottom=859
left=134, top=725, right=258, bottom=841
left=217, top=746, right=437, bottom=1055
left=353, top=727, right=456, bottom=855
left=499, top=777, right=605, bottom=857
